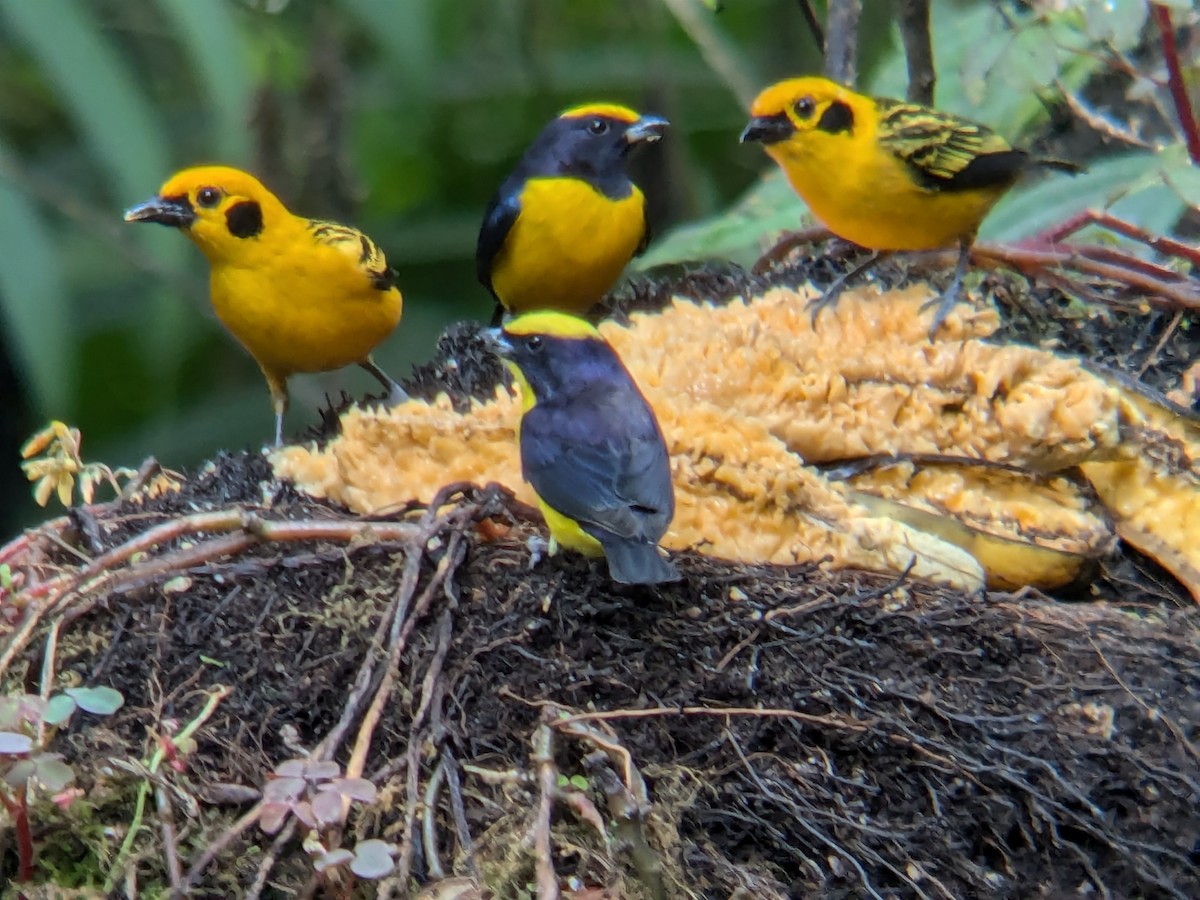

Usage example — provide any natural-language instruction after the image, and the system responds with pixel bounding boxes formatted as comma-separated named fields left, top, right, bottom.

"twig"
left=440, top=748, right=479, bottom=881
left=246, top=819, right=298, bottom=900
left=107, top=685, right=232, bottom=895
left=552, top=705, right=872, bottom=733
left=824, top=0, right=861, bottom=86
left=795, top=0, right=824, bottom=52
left=531, top=724, right=560, bottom=899
left=422, top=756, right=448, bottom=880
left=1151, top=4, right=1200, bottom=164
left=175, top=804, right=265, bottom=896
left=898, top=0, right=934, bottom=104
left=585, top=754, right=665, bottom=900
left=36, top=619, right=60, bottom=748
left=1054, top=79, right=1153, bottom=150
left=659, top=0, right=758, bottom=107
left=1029, top=210, right=1200, bottom=268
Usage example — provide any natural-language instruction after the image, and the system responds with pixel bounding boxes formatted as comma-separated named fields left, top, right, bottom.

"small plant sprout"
left=259, top=757, right=395, bottom=879
left=19, top=421, right=181, bottom=508
left=0, top=685, right=124, bottom=881
left=20, top=421, right=132, bottom=507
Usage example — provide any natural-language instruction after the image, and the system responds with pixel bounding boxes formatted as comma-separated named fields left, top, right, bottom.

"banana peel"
left=271, top=286, right=1200, bottom=602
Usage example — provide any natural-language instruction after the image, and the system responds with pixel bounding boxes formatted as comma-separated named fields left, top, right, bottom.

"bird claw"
left=805, top=287, right=845, bottom=326
left=526, top=534, right=553, bottom=569
left=920, top=285, right=975, bottom=341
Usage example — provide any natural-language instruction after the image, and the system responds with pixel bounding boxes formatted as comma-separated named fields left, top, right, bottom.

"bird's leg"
left=360, top=356, right=409, bottom=404
left=264, top=371, right=290, bottom=448
left=806, top=249, right=887, bottom=324
left=922, top=236, right=972, bottom=339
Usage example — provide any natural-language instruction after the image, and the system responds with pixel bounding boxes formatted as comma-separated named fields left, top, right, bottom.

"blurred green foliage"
left=0, top=0, right=1196, bottom=536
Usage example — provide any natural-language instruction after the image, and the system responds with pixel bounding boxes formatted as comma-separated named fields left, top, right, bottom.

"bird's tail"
left=603, top=539, right=681, bottom=586
left=1034, top=157, right=1084, bottom=176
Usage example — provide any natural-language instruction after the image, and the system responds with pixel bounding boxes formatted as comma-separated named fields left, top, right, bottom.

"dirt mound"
left=1, top=259, right=1198, bottom=898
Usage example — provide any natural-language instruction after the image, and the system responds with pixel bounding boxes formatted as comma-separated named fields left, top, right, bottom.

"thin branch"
left=898, top=0, right=935, bottom=104
left=824, top=0, right=862, bottom=86
left=1151, top=3, right=1200, bottom=164
left=795, top=0, right=825, bottom=53
left=531, top=724, right=561, bottom=899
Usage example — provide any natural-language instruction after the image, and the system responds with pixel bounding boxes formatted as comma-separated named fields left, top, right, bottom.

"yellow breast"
left=208, top=234, right=402, bottom=377
left=491, top=177, right=646, bottom=315
left=768, top=131, right=1007, bottom=251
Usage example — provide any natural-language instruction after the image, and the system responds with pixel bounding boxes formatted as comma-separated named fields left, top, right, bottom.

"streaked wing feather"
left=307, top=219, right=396, bottom=290
left=876, top=98, right=1022, bottom=191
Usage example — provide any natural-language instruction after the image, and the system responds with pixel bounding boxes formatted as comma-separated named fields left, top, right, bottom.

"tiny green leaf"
left=64, top=686, right=124, bottom=715
left=34, top=755, right=75, bottom=792
left=569, top=774, right=589, bottom=791
left=44, top=694, right=77, bottom=726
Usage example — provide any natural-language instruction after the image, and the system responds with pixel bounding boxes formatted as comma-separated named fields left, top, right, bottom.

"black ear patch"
left=225, top=200, right=264, bottom=239
left=816, top=100, right=854, bottom=135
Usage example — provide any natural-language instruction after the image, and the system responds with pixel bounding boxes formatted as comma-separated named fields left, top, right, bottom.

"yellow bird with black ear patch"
left=741, top=77, right=1079, bottom=336
left=489, top=311, right=680, bottom=586
left=477, top=104, right=668, bottom=324
left=125, top=165, right=406, bottom=446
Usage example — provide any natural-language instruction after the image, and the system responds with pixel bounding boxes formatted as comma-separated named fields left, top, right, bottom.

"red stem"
left=1151, top=3, right=1200, bottom=165
left=1, top=784, right=35, bottom=880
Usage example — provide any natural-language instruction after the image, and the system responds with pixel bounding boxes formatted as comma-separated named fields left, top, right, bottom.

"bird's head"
left=486, top=311, right=615, bottom=409
left=527, top=104, right=668, bottom=195
left=740, top=77, right=860, bottom=156
left=124, top=165, right=289, bottom=260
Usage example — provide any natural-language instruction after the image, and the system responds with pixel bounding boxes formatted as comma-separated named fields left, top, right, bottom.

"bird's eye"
left=196, top=187, right=222, bottom=208
left=587, top=119, right=609, bottom=135
left=793, top=96, right=816, bottom=119
left=527, top=335, right=544, bottom=352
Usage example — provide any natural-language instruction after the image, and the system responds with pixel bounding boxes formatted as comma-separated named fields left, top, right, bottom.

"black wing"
left=475, top=184, right=522, bottom=297
left=521, top=386, right=673, bottom=544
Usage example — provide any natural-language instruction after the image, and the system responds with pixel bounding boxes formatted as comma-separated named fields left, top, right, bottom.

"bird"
left=488, top=310, right=680, bottom=585
left=477, top=104, right=669, bottom=324
left=125, top=165, right=406, bottom=446
left=740, top=76, right=1080, bottom=336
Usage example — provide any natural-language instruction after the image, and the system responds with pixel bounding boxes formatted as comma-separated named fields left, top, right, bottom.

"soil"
left=1, top=254, right=1198, bottom=899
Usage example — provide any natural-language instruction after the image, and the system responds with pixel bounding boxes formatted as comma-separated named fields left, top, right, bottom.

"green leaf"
left=866, top=0, right=1099, bottom=138
left=0, top=0, right=189, bottom=384
left=980, top=152, right=1184, bottom=242
left=0, top=150, right=72, bottom=413
left=569, top=774, right=589, bottom=791
left=33, top=755, right=75, bottom=792
left=638, top=171, right=807, bottom=268
left=43, top=695, right=77, bottom=726
left=64, top=686, right=125, bottom=716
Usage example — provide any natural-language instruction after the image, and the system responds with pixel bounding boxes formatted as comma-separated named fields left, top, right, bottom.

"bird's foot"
left=920, top=289, right=965, bottom=341
left=526, top=534, right=554, bottom=570
left=804, top=283, right=847, bottom=326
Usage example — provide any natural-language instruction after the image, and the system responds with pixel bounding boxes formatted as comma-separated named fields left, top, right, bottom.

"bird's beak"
left=481, top=327, right=513, bottom=356
left=123, top=195, right=196, bottom=228
left=740, top=113, right=794, bottom=145
left=624, top=115, right=669, bottom=145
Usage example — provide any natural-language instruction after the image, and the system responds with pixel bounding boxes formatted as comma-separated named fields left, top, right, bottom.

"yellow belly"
left=768, top=143, right=1008, bottom=251
left=538, top=497, right=605, bottom=557
left=492, top=177, right=645, bottom=315
left=210, top=249, right=402, bottom=377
